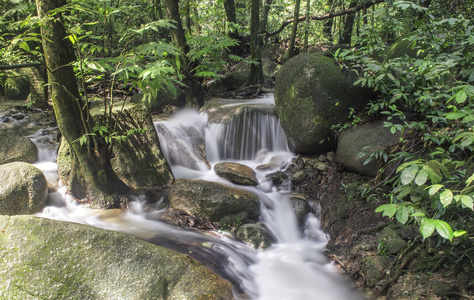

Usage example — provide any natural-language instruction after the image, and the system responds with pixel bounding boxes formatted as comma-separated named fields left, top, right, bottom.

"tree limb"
left=266, top=0, right=385, bottom=38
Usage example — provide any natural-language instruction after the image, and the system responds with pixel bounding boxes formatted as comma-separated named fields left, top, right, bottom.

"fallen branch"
left=0, top=62, right=42, bottom=70
left=266, top=0, right=385, bottom=38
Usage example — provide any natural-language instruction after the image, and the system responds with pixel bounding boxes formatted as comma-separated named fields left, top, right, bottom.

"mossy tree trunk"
left=36, top=0, right=128, bottom=207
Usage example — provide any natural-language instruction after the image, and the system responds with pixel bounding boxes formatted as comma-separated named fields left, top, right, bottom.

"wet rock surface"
left=0, top=215, right=234, bottom=299
left=168, top=179, right=260, bottom=223
left=214, top=162, right=258, bottom=186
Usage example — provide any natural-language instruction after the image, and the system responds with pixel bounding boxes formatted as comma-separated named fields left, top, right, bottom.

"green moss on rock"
left=0, top=215, right=234, bottom=299
left=274, top=54, right=374, bottom=154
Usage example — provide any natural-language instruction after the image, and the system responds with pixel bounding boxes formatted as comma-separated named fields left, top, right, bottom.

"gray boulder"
left=168, top=179, right=260, bottom=223
left=0, top=215, right=234, bottom=299
left=274, top=53, right=373, bottom=154
left=336, top=120, right=401, bottom=177
left=214, top=162, right=258, bottom=186
left=0, top=132, right=38, bottom=164
left=0, top=162, right=47, bottom=215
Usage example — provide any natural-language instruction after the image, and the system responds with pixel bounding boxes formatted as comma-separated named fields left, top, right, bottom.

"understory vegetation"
left=335, top=1, right=474, bottom=249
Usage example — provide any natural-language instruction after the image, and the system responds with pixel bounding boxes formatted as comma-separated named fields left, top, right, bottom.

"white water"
left=32, top=95, right=363, bottom=300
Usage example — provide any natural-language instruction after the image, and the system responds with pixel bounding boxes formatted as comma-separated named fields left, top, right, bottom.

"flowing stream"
left=33, top=94, right=364, bottom=300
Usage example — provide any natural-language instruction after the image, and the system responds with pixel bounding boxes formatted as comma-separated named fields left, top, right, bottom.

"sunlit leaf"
left=434, top=220, right=454, bottom=241
left=440, top=189, right=453, bottom=206
left=395, top=206, right=409, bottom=224
left=420, top=218, right=436, bottom=239
left=375, top=204, right=397, bottom=218
left=428, top=184, right=444, bottom=196
left=415, top=168, right=428, bottom=186
left=401, top=164, right=419, bottom=185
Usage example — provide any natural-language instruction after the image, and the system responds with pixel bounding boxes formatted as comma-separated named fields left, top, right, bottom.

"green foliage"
left=187, top=33, right=241, bottom=79
left=335, top=1, right=474, bottom=244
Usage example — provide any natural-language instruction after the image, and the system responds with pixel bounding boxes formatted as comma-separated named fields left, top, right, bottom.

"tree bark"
left=339, top=0, right=357, bottom=45
left=163, top=0, right=200, bottom=106
left=323, top=0, right=334, bottom=43
left=224, top=0, right=238, bottom=39
left=192, top=0, right=200, bottom=35
left=282, top=0, right=301, bottom=62
left=248, top=0, right=263, bottom=85
left=36, top=0, right=128, bottom=206
left=185, top=0, right=192, bottom=36
left=304, top=0, right=311, bottom=52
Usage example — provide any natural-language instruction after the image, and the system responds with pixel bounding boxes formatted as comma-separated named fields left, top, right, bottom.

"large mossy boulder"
left=274, top=53, right=373, bottom=154
left=58, top=103, right=174, bottom=197
left=0, top=132, right=38, bottom=164
left=386, top=32, right=419, bottom=59
left=0, top=162, right=47, bottom=215
left=168, top=179, right=260, bottom=223
left=0, top=215, right=234, bottom=299
left=335, top=120, right=401, bottom=177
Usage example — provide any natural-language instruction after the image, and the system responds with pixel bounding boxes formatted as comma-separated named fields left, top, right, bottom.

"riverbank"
left=286, top=153, right=473, bottom=299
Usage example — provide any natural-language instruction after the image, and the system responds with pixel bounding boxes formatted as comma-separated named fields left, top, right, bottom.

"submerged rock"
left=0, top=131, right=38, bottom=164
left=0, top=215, right=234, bottom=299
left=168, top=179, right=260, bottom=222
left=214, top=162, right=258, bottom=186
left=0, top=162, right=47, bottom=215
left=274, top=53, right=373, bottom=154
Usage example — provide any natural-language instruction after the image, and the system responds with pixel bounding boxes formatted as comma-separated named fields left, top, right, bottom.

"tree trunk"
left=282, top=0, right=301, bottom=62
left=163, top=0, right=200, bottom=106
left=36, top=0, right=128, bottom=206
left=323, top=0, right=334, bottom=44
left=155, top=0, right=164, bottom=19
left=248, top=0, right=263, bottom=85
left=224, top=0, right=238, bottom=39
left=339, top=0, right=357, bottom=45
left=185, top=0, right=192, bottom=36
left=192, top=0, right=200, bottom=35
left=304, top=0, right=311, bottom=52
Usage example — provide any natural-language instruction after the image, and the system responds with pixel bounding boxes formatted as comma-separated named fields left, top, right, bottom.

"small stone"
left=318, top=154, right=328, bottom=162
left=327, top=152, right=336, bottom=162
left=291, top=170, right=307, bottom=181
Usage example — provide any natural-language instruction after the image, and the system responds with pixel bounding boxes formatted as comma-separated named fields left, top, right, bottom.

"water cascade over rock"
left=29, top=93, right=364, bottom=299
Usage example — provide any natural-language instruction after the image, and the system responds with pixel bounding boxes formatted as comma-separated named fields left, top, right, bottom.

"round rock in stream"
left=0, top=162, right=47, bottom=215
left=0, top=131, right=38, bottom=164
left=168, top=179, right=260, bottom=222
left=214, top=162, right=259, bottom=186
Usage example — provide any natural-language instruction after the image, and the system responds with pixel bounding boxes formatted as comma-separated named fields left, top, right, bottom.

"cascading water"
left=34, top=94, right=364, bottom=300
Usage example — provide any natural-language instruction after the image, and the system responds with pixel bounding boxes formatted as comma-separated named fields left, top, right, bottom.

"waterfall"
left=33, top=95, right=364, bottom=300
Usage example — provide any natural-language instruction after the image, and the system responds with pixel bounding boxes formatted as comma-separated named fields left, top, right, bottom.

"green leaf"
left=453, top=230, right=467, bottom=237
left=395, top=206, right=409, bottom=224
left=434, top=220, right=454, bottom=241
left=466, top=173, right=474, bottom=186
left=445, top=111, right=467, bottom=120
left=415, top=168, right=428, bottom=186
left=375, top=204, right=397, bottom=218
left=401, top=164, right=419, bottom=185
left=459, top=195, right=473, bottom=209
left=428, top=184, right=444, bottom=196
left=455, top=89, right=467, bottom=104
left=440, top=189, right=453, bottom=206
left=420, top=218, right=436, bottom=239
